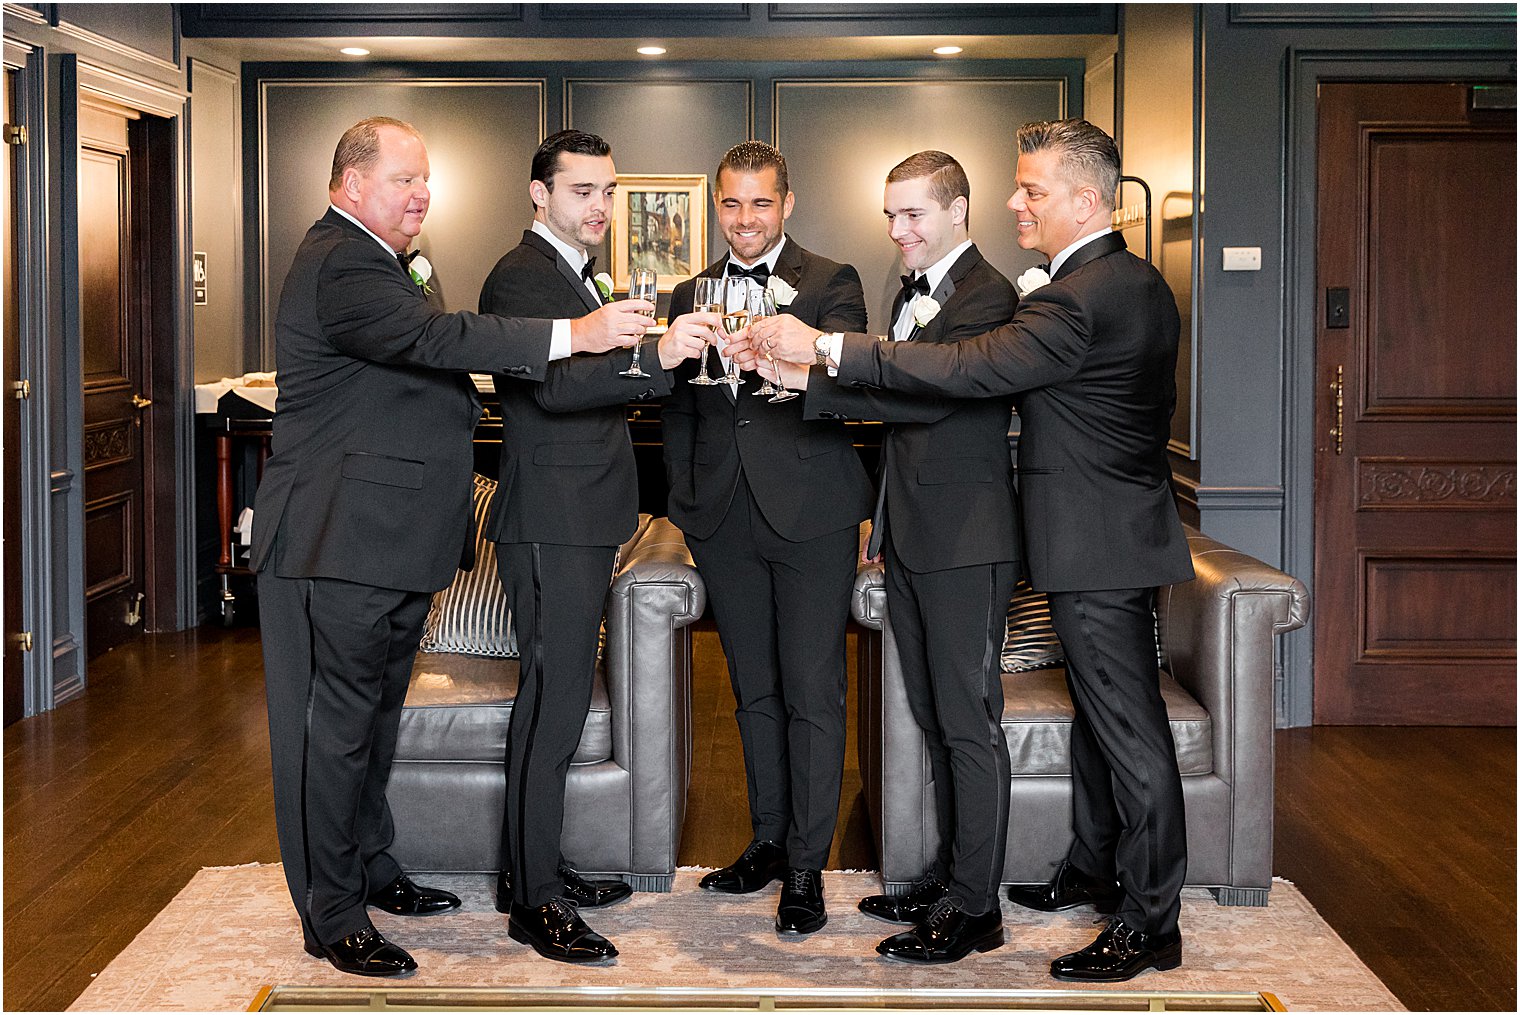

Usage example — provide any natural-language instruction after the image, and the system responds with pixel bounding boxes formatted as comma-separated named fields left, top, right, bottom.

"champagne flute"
left=763, top=301, right=800, bottom=404
left=689, top=276, right=724, bottom=385
left=750, top=287, right=781, bottom=396
left=619, top=267, right=655, bottom=379
left=718, top=277, right=749, bottom=386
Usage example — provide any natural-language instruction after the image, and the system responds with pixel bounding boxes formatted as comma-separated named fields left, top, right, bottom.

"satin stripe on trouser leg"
left=1047, top=587, right=1187, bottom=936
left=884, top=528, right=1018, bottom=915
left=686, top=469, right=856, bottom=869
left=497, top=541, right=617, bottom=908
left=259, top=569, right=429, bottom=947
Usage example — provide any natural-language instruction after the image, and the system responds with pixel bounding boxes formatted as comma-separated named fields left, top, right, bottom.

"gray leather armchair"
left=385, top=516, right=706, bottom=891
left=853, top=527, right=1309, bottom=906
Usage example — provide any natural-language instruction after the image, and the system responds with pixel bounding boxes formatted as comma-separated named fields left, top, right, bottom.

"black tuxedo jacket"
left=479, top=229, right=671, bottom=546
left=805, top=244, right=1019, bottom=572
left=837, top=232, right=1193, bottom=592
left=663, top=237, right=874, bottom=541
left=250, top=208, right=554, bottom=593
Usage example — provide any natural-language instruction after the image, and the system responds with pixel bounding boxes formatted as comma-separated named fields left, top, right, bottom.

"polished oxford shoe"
left=508, top=898, right=618, bottom=964
left=495, top=865, right=634, bottom=913
left=699, top=839, right=787, bottom=894
left=775, top=868, right=827, bottom=935
left=876, top=898, right=1005, bottom=964
left=304, top=924, right=417, bottom=977
left=365, top=873, right=461, bottom=916
left=1006, top=859, right=1122, bottom=913
left=858, top=871, right=949, bottom=925
left=1050, top=917, right=1182, bottom=982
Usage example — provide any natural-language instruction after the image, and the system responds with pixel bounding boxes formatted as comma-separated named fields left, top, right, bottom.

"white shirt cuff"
left=550, top=319, right=572, bottom=361
left=826, top=334, right=844, bottom=377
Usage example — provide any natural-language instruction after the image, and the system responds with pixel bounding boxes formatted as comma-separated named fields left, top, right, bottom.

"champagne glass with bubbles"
left=619, top=267, right=656, bottom=379
left=689, top=276, right=724, bottom=385
left=719, top=277, right=748, bottom=386
left=750, top=287, right=781, bottom=396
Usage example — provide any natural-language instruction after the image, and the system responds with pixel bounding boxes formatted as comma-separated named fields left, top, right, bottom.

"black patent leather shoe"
left=1006, top=859, right=1122, bottom=913
left=858, top=872, right=949, bottom=924
left=876, top=898, right=1005, bottom=964
left=365, top=873, right=461, bottom=916
left=699, top=839, right=787, bottom=894
left=495, top=865, right=634, bottom=913
left=304, top=924, right=417, bottom=977
left=508, top=898, right=618, bottom=964
left=775, top=868, right=827, bottom=935
left=1050, top=917, right=1182, bottom=982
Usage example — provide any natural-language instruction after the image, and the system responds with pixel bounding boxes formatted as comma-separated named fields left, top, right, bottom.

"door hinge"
left=12, top=379, right=30, bottom=400
left=14, top=631, right=32, bottom=652
left=3, top=124, right=26, bottom=146
left=125, top=592, right=144, bottom=627
left=1329, top=365, right=1344, bottom=455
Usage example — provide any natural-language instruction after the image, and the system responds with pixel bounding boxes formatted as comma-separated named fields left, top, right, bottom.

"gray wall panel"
left=188, top=55, right=243, bottom=383
left=258, top=79, right=544, bottom=352
left=775, top=79, right=1061, bottom=324
left=567, top=78, right=751, bottom=275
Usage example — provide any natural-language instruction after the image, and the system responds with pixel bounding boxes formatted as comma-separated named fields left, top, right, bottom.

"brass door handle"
left=131, top=394, right=153, bottom=409
left=1329, top=365, right=1344, bottom=456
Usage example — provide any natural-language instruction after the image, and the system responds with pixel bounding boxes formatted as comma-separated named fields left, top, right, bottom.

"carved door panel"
left=80, top=102, right=147, bottom=657
left=4, top=67, right=22, bottom=722
left=1314, top=82, right=1516, bottom=724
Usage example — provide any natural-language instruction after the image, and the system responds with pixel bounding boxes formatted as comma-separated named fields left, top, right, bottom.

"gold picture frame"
left=610, top=174, right=707, bottom=292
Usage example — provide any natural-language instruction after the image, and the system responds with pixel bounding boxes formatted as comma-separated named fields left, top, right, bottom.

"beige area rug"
left=69, top=865, right=1402, bottom=1012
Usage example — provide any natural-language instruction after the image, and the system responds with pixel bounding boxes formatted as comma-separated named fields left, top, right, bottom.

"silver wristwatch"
left=814, top=332, right=840, bottom=366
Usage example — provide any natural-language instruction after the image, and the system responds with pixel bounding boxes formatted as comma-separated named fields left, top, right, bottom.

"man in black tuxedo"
left=664, top=141, right=874, bottom=936
left=477, top=130, right=709, bottom=963
left=749, top=119, right=1194, bottom=982
left=766, top=151, right=1020, bottom=963
left=252, top=117, right=653, bottom=978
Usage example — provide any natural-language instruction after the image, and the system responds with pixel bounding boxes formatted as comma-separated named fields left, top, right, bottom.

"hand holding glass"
left=688, top=277, right=725, bottom=385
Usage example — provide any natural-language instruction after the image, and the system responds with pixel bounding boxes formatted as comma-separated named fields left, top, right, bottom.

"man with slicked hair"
left=664, top=141, right=873, bottom=937
left=748, top=119, right=1194, bottom=982
left=762, top=150, right=1021, bottom=963
left=477, top=129, right=709, bottom=964
left=253, top=116, right=653, bottom=977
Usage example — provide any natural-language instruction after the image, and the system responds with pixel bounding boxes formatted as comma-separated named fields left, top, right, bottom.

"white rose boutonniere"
left=766, top=274, right=798, bottom=307
left=1015, top=266, right=1051, bottom=299
left=910, top=293, right=941, bottom=328
left=408, top=254, right=434, bottom=295
left=593, top=271, right=614, bottom=302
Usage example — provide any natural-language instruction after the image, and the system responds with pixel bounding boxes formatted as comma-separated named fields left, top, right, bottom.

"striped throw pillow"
left=1000, top=578, right=1064, bottom=673
left=419, top=473, right=518, bottom=658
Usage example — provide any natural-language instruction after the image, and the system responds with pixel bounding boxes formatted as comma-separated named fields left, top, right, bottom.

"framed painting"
left=610, top=174, right=706, bottom=292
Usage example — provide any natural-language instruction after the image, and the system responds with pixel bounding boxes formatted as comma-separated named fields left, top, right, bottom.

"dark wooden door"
left=79, top=102, right=149, bottom=658
left=1314, top=82, right=1516, bottom=724
left=4, top=67, right=23, bottom=723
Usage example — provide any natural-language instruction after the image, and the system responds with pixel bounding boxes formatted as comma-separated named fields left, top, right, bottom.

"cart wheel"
left=220, top=598, right=236, bottom=627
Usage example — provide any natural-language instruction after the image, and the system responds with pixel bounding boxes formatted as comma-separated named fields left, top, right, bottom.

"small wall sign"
left=193, top=251, right=208, bottom=305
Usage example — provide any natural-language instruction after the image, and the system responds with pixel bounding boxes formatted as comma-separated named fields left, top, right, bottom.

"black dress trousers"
left=1046, top=586, right=1188, bottom=936
left=496, top=541, right=619, bottom=908
left=259, top=567, right=432, bottom=948
left=883, top=526, right=1019, bottom=915
left=685, top=469, right=857, bottom=869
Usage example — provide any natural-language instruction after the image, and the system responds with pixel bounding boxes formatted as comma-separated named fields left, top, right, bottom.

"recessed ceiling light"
left=933, top=46, right=964, bottom=56
left=637, top=45, right=667, bottom=56
left=340, top=47, right=370, bottom=57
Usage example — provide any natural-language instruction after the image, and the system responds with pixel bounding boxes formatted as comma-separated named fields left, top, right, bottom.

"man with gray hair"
left=253, top=116, right=652, bottom=977
left=747, top=118, right=1193, bottom=981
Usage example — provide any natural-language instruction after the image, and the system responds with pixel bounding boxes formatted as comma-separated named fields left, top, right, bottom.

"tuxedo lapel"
left=1053, top=231, right=1126, bottom=281
left=524, top=229, right=602, bottom=312
left=774, top=236, right=804, bottom=292
left=905, top=243, right=982, bottom=343
left=325, top=208, right=414, bottom=286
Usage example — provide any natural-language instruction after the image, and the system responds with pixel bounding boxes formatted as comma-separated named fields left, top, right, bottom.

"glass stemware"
left=619, top=267, right=656, bottom=379
left=688, top=276, right=724, bottom=385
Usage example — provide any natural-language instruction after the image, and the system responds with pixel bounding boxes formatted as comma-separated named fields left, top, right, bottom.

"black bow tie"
left=580, top=256, right=597, bottom=281
left=727, top=262, right=771, bottom=284
left=397, top=249, right=420, bottom=270
left=900, top=273, right=930, bottom=303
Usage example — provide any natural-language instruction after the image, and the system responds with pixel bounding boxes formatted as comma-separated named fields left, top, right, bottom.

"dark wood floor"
left=4, top=624, right=1514, bottom=1011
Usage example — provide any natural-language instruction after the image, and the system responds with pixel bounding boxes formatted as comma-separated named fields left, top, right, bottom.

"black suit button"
left=736, top=419, right=750, bottom=427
